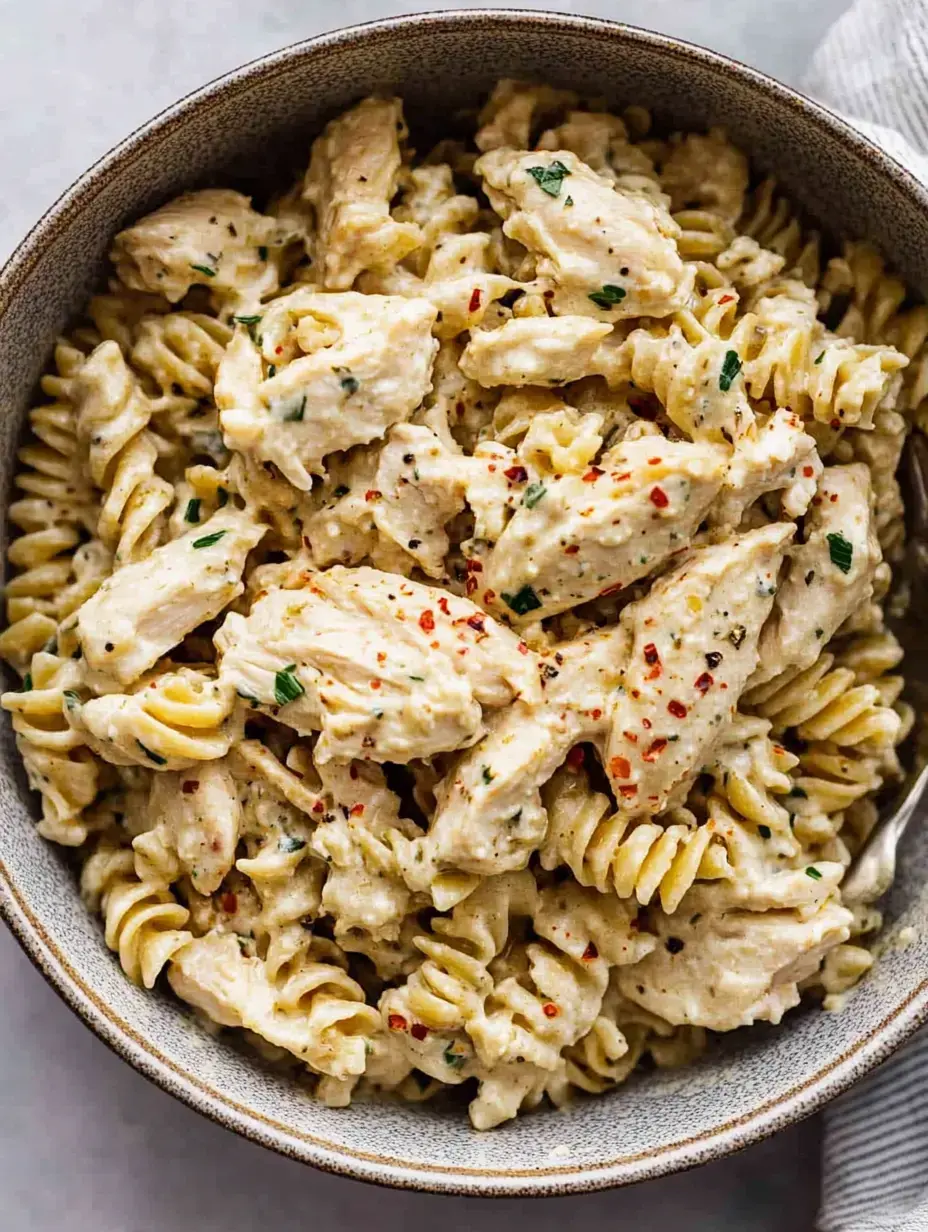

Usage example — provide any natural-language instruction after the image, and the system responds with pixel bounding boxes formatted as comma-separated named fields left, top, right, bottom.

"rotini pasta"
left=1, top=80, right=915, bottom=1129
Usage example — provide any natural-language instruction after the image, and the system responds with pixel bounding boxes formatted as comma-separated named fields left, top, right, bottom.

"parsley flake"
left=589, top=283, right=627, bottom=310
left=184, top=498, right=201, bottom=524
left=274, top=666, right=304, bottom=706
left=190, top=263, right=217, bottom=279
left=805, top=866, right=823, bottom=881
left=826, top=531, right=854, bottom=574
left=233, top=314, right=262, bottom=341
left=482, top=765, right=494, bottom=785
left=814, top=351, right=825, bottom=365
left=523, top=482, right=547, bottom=509
left=21, top=673, right=32, bottom=693
left=444, top=1043, right=466, bottom=1070
left=719, top=350, right=743, bottom=391
left=564, top=194, right=574, bottom=207
left=192, top=530, right=226, bottom=549
left=217, top=487, right=229, bottom=508
left=279, top=835, right=306, bottom=853
left=526, top=159, right=571, bottom=197
left=502, top=584, right=542, bottom=616
left=333, top=484, right=350, bottom=498
left=136, top=740, right=167, bottom=765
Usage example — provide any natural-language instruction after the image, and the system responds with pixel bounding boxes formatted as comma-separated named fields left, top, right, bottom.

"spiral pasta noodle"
left=541, top=766, right=730, bottom=913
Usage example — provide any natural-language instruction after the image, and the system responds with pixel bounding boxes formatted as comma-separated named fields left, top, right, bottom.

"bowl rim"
left=2, top=6, right=928, bottom=1198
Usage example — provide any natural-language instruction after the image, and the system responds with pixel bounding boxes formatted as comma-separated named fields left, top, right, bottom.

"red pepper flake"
left=370, top=679, right=382, bottom=690
left=503, top=465, right=528, bottom=483
left=364, top=489, right=381, bottom=502
left=648, top=456, right=662, bottom=465
left=542, top=1003, right=559, bottom=1019
left=275, top=345, right=283, bottom=355
left=830, top=417, right=840, bottom=430
left=668, top=699, right=687, bottom=718
left=468, top=287, right=482, bottom=313
left=609, top=755, right=631, bottom=779
left=582, top=466, right=604, bottom=483
left=564, top=544, right=580, bottom=555
left=582, top=941, right=598, bottom=961
left=803, top=465, right=815, bottom=477
left=182, top=780, right=199, bottom=794
left=643, top=738, right=668, bottom=762
left=517, top=640, right=529, bottom=655
left=566, top=745, right=585, bottom=771
left=388, top=1014, right=408, bottom=1032
left=349, top=803, right=365, bottom=817
left=466, top=558, right=483, bottom=573
left=410, top=1023, right=429, bottom=1041
left=623, top=730, right=638, bottom=744
left=643, top=642, right=660, bottom=666
left=377, top=651, right=387, bottom=664
left=599, top=581, right=624, bottom=597
left=419, top=609, right=435, bottom=633
left=483, top=589, right=496, bottom=604
left=830, top=492, right=838, bottom=502
left=488, top=464, right=497, bottom=473
left=649, top=485, right=669, bottom=509
left=641, top=715, right=650, bottom=727
left=612, top=471, right=631, bottom=481
left=312, top=800, right=325, bottom=814
left=694, top=672, right=714, bottom=694
left=220, top=892, right=238, bottom=914
left=467, top=614, right=485, bottom=632
left=618, top=784, right=638, bottom=799
left=437, top=596, right=451, bottom=615
left=718, top=294, right=735, bottom=305
left=465, top=576, right=478, bottom=595
left=590, top=708, right=602, bottom=721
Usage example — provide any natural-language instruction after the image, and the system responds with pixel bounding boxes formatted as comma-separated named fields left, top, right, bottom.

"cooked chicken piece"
left=110, top=189, right=283, bottom=310
left=302, top=96, right=422, bottom=289
left=459, top=316, right=612, bottom=387
left=617, top=884, right=851, bottom=1030
left=604, top=522, right=794, bottom=816
left=710, top=408, right=822, bottom=528
left=752, top=464, right=881, bottom=685
left=216, top=289, right=438, bottom=489
left=75, top=509, right=266, bottom=685
left=476, top=147, right=693, bottom=319
left=216, top=566, right=538, bottom=764
left=487, top=437, right=729, bottom=622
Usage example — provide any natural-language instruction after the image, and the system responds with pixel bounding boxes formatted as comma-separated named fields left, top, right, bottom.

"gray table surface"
left=0, top=2, right=850, bottom=1228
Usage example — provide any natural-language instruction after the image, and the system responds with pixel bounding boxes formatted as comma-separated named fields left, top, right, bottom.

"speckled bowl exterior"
left=2, top=9, right=927, bottom=1198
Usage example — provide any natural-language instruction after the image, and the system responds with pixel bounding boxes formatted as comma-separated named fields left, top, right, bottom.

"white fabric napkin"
left=803, top=5, right=928, bottom=1228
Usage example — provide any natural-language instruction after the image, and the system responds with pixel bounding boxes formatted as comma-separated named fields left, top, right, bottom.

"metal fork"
left=841, top=432, right=928, bottom=905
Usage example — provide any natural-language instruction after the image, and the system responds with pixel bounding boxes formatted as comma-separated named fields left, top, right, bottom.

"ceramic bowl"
left=2, top=9, right=927, bottom=1197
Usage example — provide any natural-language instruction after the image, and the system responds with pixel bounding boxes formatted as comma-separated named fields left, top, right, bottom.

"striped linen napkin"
left=804, top=3, right=928, bottom=1228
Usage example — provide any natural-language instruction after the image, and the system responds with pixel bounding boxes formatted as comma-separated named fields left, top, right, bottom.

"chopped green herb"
left=502, top=584, right=542, bottom=616
left=274, top=665, right=304, bottom=706
left=21, top=673, right=32, bottom=693
left=275, top=393, right=307, bottom=423
left=589, top=283, right=627, bottom=310
left=62, top=688, right=81, bottom=708
left=444, top=1043, right=466, bottom=1070
left=184, top=498, right=201, bottom=524
left=333, top=484, right=350, bottom=498
left=267, top=364, right=277, bottom=378
left=814, top=351, right=825, bottom=364
left=190, top=263, right=217, bottom=278
left=826, top=531, right=854, bottom=574
left=564, top=194, right=574, bottom=207
left=408, top=675, right=425, bottom=682
left=482, top=765, right=494, bottom=785
left=815, top=627, right=824, bottom=638
left=236, top=688, right=259, bottom=705
left=789, top=786, right=808, bottom=799
left=526, top=159, right=571, bottom=197
left=719, top=349, right=742, bottom=391
left=192, top=530, right=227, bottom=549
left=136, top=740, right=167, bottom=765
left=805, top=866, right=823, bottom=881
left=758, top=824, right=771, bottom=839
left=233, top=314, right=262, bottom=341
left=523, top=482, right=547, bottom=509
left=279, top=835, right=306, bottom=853
left=340, top=374, right=359, bottom=395
left=217, top=486, right=229, bottom=508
